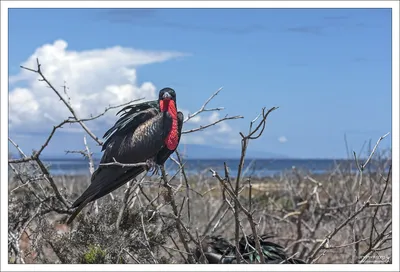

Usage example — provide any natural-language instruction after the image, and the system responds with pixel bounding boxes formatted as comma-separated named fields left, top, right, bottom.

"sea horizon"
left=26, top=157, right=390, bottom=178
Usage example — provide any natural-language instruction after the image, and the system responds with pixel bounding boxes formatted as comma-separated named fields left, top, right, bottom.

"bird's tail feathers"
left=67, top=166, right=146, bottom=224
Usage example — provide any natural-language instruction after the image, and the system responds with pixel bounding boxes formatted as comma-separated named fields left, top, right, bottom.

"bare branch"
left=160, top=165, right=196, bottom=263
left=18, top=204, right=43, bottom=242
left=71, top=98, right=144, bottom=123
left=210, top=169, right=266, bottom=263
left=181, top=87, right=244, bottom=134
left=353, top=132, right=390, bottom=171
left=8, top=138, right=28, bottom=158
left=99, top=158, right=149, bottom=168
left=21, top=59, right=103, bottom=145
left=9, top=137, right=70, bottom=208
left=137, top=196, right=158, bottom=264
left=174, top=150, right=191, bottom=224
left=184, top=87, right=224, bottom=123
left=9, top=119, right=70, bottom=164
left=35, top=158, right=70, bottom=208
left=116, top=174, right=147, bottom=230
left=307, top=198, right=372, bottom=263
left=83, top=135, right=95, bottom=175
left=202, top=202, right=226, bottom=236
left=65, top=150, right=87, bottom=157
left=182, top=114, right=243, bottom=134
left=9, top=231, right=25, bottom=264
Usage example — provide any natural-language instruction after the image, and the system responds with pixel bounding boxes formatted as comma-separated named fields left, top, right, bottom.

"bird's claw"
left=146, top=159, right=156, bottom=171
left=145, top=159, right=160, bottom=176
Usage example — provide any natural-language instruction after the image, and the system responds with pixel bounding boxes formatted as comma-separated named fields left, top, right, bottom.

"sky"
left=7, top=8, right=393, bottom=159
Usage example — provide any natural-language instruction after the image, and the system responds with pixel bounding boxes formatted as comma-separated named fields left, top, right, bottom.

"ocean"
left=38, top=158, right=366, bottom=178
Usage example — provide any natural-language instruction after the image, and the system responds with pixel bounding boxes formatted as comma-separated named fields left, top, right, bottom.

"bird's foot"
left=145, top=159, right=156, bottom=171
left=146, top=159, right=161, bottom=176
left=144, top=159, right=162, bottom=177
left=153, top=164, right=162, bottom=176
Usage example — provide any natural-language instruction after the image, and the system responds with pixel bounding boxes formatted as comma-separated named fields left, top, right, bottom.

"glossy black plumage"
left=195, top=234, right=305, bottom=264
left=67, top=88, right=183, bottom=224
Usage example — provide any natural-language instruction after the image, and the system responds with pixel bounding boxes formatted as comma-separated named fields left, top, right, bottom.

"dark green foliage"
left=240, top=235, right=305, bottom=264
left=82, top=245, right=106, bottom=264
left=195, top=234, right=305, bottom=264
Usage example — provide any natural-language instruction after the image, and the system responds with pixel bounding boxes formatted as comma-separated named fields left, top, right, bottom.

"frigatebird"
left=67, top=88, right=183, bottom=224
left=195, top=234, right=305, bottom=264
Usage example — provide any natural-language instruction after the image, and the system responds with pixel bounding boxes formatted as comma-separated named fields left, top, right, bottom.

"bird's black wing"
left=102, top=100, right=159, bottom=151
left=67, top=107, right=168, bottom=224
left=239, top=234, right=306, bottom=264
left=195, top=235, right=236, bottom=264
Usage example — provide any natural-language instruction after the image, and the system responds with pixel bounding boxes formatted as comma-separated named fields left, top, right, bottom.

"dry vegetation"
left=8, top=59, right=392, bottom=265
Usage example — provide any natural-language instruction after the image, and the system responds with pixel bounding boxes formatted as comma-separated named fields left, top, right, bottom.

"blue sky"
left=8, top=8, right=392, bottom=159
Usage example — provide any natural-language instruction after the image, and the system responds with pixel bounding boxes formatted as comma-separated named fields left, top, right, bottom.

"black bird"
left=67, top=88, right=184, bottom=224
left=195, top=234, right=305, bottom=264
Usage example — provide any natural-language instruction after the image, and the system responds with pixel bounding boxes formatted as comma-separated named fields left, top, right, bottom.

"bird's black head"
left=158, top=87, right=176, bottom=102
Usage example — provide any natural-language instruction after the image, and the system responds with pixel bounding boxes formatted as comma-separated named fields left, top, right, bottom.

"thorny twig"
left=9, top=231, right=25, bottom=264
left=174, top=150, right=192, bottom=225
left=184, top=87, right=225, bottom=123
left=99, top=158, right=149, bottom=168
left=20, top=59, right=103, bottom=145
left=307, top=197, right=373, bottom=263
left=353, top=132, right=390, bottom=172
left=10, top=59, right=289, bottom=264
left=368, top=165, right=392, bottom=248
left=182, top=115, right=243, bottom=134
left=348, top=132, right=391, bottom=263
left=160, top=165, right=196, bottom=264
left=214, top=106, right=278, bottom=264
left=9, top=137, right=70, bottom=208
left=9, top=58, right=392, bottom=265
left=83, top=135, right=95, bottom=175
left=210, top=169, right=266, bottom=263
left=137, top=195, right=158, bottom=264
left=182, top=87, right=243, bottom=134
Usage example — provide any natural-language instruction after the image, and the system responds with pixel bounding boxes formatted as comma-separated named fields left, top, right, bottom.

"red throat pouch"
left=160, top=100, right=179, bottom=150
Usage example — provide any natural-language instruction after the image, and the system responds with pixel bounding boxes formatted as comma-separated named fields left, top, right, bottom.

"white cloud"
left=217, top=122, right=232, bottom=133
left=278, top=136, right=288, bottom=143
left=180, top=109, right=203, bottom=124
left=9, top=39, right=240, bottom=149
left=180, top=134, right=206, bottom=145
left=188, top=115, right=202, bottom=124
left=208, top=112, right=220, bottom=123
left=181, top=110, right=240, bottom=146
left=179, top=109, right=237, bottom=146
left=207, top=112, right=233, bottom=133
left=8, top=88, right=40, bottom=127
left=9, top=39, right=185, bottom=132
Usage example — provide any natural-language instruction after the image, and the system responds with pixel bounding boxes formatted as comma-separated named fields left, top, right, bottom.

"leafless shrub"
left=8, top=59, right=392, bottom=265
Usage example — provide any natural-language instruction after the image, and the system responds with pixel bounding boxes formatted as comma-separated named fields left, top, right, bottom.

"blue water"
left=39, top=158, right=365, bottom=178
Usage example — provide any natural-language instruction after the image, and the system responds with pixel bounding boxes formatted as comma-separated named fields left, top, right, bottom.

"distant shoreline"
left=34, top=157, right=388, bottom=161
left=9, top=157, right=391, bottom=178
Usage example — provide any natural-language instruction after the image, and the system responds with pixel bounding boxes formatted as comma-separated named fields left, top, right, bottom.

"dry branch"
left=307, top=198, right=372, bottom=263
left=21, top=59, right=103, bottom=145
left=182, top=87, right=243, bottom=134
left=160, top=166, right=196, bottom=264
left=209, top=106, right=279, bottom=264
left=8, top=59, right=392, bottom=265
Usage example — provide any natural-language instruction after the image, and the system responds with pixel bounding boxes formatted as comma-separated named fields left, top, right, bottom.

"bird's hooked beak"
left=162, top=92, right=172, bottom=100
